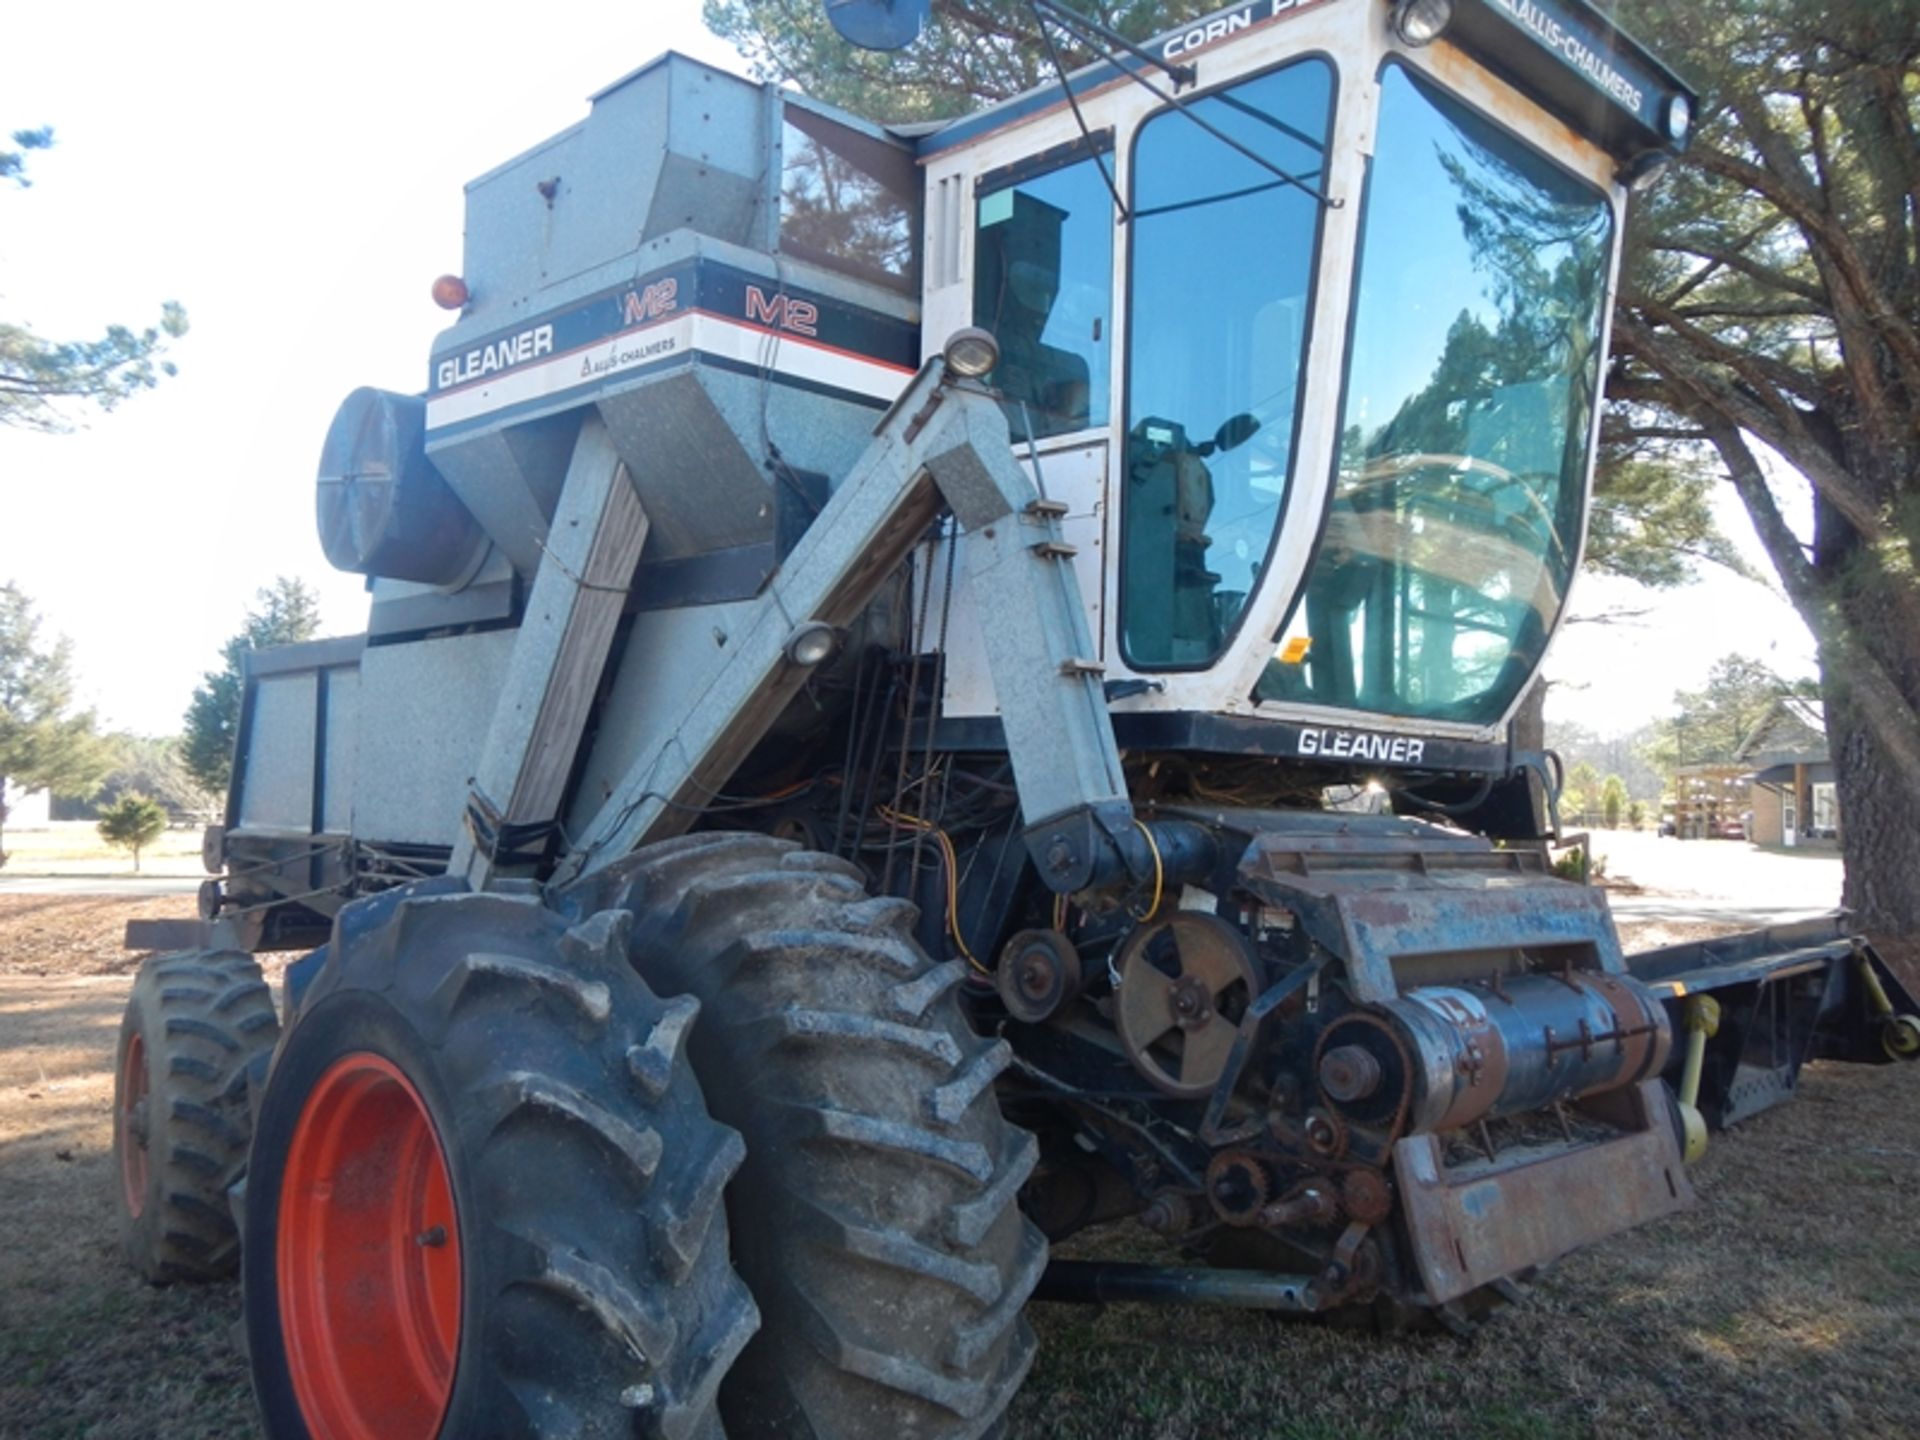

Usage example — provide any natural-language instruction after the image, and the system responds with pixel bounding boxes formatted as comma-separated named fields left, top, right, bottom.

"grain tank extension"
left=113, top=4, right=1920, bottom=1437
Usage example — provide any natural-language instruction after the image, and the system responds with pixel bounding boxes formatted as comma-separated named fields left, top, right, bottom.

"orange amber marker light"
left=1278, top=635, right=1312, bottom=665
left=431, top=275, right=470, bottom=310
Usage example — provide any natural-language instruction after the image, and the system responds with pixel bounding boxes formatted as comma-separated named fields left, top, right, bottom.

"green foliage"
left=1600, top=773, right=1628, bottom=829
left=0, top=127, right=188, bottom=430
left=1627, top=798, right=1646, bottom=829
left=181, top=579, right=322, bottom=797
left=1649, top=653, right=1799, bottom=771
left=1546, top=717, right=1665, bottom=805
left=1587, top=455, right=1747, bottom=588
left=0, top=582, right=111, bottom=868
left=91, top=735, right=218, bottom=819
left=1606, top=3, right=1920, bottom=933
left=96, top=792, right=167, bottom=872
left=0, top=304, right=189, bottom=432
left=1550, top=843, right=1606, bottom=884
left=704, top=1, right=1222, bottom=122
left=1561, top=759, right=1602, bottom=826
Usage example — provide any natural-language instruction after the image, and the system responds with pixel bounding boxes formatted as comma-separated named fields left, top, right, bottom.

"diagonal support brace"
left=453, top=415, right=649, bottom=888
left=555, top=360, right=1135, bottom=889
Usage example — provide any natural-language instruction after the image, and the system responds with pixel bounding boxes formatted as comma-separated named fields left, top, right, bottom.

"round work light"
left=784, top=621, right=839, bottom=668
left=1623, top=151, right=1672, bottom=192
left=1665, top=93, right=1692, bottom=144
left=1391, top=0, right=1454, bottom=47
left=942, top=327, right=1001, bottom=379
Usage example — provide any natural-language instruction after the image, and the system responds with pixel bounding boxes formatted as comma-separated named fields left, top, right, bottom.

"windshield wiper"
left=1213, top=89, right=1328, bottom=159
left=1025, top=0, right=1341, bottom=214
left=1031, top=4, right=1128, bottom=223
left=1131, top=169, right=1326, bottom=222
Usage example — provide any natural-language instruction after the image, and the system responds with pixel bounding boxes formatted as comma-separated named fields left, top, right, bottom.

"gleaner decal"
left=436, top=324, right=556, bottom=391
left=1297, top=729, right=1428, bottom=765
left=423, top=258, right=918, bottom=437
left=1159, top=0, right=1337, bottom=62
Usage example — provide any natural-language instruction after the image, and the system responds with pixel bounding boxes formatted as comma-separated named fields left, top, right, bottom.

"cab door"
left=931, top=138, right=1121, bottom=720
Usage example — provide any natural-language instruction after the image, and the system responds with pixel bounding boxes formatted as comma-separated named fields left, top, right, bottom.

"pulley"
left=1115, top=911, right=1259, bottom=1098
left=996, top=929, right=1082, bottom=1024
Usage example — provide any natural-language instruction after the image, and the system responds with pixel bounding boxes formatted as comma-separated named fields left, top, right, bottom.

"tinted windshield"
left=1121, top=58, right=1333, bottom=668
left=1260, top=64, right=1613, bottom=725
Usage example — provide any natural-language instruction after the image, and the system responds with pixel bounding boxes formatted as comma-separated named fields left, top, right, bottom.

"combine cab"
left=113, top=3, right=1918, bottom=1436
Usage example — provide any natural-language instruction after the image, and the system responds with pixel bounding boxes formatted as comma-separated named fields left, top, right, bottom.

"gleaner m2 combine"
left=111, top=2, right=1920, bottom=1436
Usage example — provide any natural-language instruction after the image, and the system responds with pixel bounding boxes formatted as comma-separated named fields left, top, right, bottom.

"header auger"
left=112, top=3, right=1918, bottom=1436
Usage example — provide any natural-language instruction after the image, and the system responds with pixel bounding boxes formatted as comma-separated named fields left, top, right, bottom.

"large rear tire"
left=114, top=949, right=280, bottom=1282
left=571, top=834, right=1046, bottom=1440
left=242, top=888, right=758, bottom=1440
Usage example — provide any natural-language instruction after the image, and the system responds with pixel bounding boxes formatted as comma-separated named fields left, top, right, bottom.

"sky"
left=0, top=0, right=1818, bottom=742
left=1544, top=476, right=1819, bottom=735
left=0, top=1, right=747, bottom=736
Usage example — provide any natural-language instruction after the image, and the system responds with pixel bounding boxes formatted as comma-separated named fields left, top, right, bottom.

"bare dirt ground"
left=3, top=895, right=1917, bottom=1439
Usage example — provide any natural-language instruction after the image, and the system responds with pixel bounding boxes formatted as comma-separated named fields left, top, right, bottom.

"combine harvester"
left=111, top=1, right=1919, bottom=1435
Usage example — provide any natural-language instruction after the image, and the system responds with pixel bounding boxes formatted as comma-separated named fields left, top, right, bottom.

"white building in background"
left=5, top=788, right=52, bottom=828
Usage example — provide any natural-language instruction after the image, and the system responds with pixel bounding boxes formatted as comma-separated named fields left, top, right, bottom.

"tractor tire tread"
left=115, top=948, right=280, bottom=1283
left=594, top=834, right=1044, bottom=1440
left=246, top=888, right=757, bottom=1440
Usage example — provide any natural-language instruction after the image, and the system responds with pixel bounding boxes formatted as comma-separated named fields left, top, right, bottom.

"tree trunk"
left=1828, top=681, right=1920, bottom=935
left=0, top=775, right=9, bottom=871
left=1816, top=498, right=1920, bottom=939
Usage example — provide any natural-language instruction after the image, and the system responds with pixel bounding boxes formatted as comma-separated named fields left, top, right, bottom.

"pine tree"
left=1, top=128, right=188, bottom=430
left=0, top=583, right=111, bottom=868
left=182, top=579, right=323, bottom=797
left=98, top=792, right=167, bottom=872
left=1610, top=0, right=1920, bottom=937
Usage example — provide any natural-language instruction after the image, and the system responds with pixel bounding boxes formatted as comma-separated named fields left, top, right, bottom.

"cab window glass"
left=1120, top=58, right=1333, bottom=668
left=1258, top=65, right=1612, bottom=724
left=781, top=107, right=919, bottom=293
left=973, top=155, right=1116, bottom=440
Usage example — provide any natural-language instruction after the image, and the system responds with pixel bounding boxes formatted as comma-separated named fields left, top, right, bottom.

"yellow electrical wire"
left=1051, top=892, right=1067, bottom=933
left=878, top=806, right=990, bottom=976
left=1128, top=819, right=1165, bottom=920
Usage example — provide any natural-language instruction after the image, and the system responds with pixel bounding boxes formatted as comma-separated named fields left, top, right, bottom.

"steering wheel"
left=1353, top=450, right=1568, bottom=566
left=1243, top=418, right=1296, bottom=479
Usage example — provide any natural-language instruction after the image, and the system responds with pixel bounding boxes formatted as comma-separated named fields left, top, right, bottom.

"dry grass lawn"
left=2, top=897, right=1916, bottom=1439
left=1, top=822, right=205, bottom=878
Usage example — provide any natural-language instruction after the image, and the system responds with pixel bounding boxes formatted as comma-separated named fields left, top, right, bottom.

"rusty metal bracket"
left=1199, top=952, right=1329, bottom=1144
left=1237, top=825, right=1626, bottom=1005
left=1392, top=1081, right=1692, bottom=1304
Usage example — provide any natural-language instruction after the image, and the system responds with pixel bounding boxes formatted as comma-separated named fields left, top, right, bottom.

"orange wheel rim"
left=278, top=1052, right=462, bottom=1440
left=118, top=1030, right=149, bottom=1217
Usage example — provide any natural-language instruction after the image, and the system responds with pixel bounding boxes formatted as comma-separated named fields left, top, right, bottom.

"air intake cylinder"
left=317, top=387, right=486, bottom=586
left=1345, top=971, right=1673, bottom=1134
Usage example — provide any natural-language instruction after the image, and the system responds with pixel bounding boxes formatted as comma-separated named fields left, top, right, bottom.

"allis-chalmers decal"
left=1489, top=0, right=1648, bottom=116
